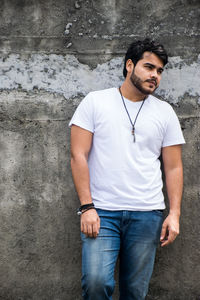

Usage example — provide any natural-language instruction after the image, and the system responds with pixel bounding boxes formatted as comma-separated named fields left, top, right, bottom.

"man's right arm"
left=70, top=125, right=100, bottom=238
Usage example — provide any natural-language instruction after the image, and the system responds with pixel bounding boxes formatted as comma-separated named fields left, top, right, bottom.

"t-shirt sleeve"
left=69, top=93, right=94, bottom=133
left=162, top=106, right=185, bottom=147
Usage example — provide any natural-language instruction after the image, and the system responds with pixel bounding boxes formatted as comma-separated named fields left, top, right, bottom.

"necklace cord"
left=118, top=87, right=146, bottom=142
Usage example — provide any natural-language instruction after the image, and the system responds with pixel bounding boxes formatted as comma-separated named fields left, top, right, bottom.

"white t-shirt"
left=69, top=87, right=185, bottom=211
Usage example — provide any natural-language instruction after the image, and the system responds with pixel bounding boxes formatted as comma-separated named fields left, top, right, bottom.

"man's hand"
left=81, top=209, right=100, bottom=238
left=160, top=213, right=180, bottom=247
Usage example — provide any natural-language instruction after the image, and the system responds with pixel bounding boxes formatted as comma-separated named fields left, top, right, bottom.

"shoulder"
left=81, top=88, right=118, bottom=111
left=147, top=95, right=174, bottom=113
left=89, top=87, right=118, bottom=100
left=77, top=88, right=118, bottom=115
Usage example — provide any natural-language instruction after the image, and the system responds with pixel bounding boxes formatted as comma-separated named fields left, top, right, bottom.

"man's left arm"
left=160, top=144, right=183, bottom=247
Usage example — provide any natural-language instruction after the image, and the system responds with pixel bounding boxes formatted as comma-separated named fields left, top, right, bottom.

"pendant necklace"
left=119, top=87, right=146, bottom=143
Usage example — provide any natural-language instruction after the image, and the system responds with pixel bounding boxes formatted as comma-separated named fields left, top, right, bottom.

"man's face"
left=129, top=51, right=164, bottom=95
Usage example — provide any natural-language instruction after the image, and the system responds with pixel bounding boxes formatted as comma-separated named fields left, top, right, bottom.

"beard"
left=130, top=70, right=158, bottom=95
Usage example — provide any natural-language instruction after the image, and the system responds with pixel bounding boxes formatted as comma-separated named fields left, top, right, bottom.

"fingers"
left=160, top=222, right=167, bottom=243
left=83, top=223, right=99, bottom=238
left=81, top=209, right=100, bottom=238
left=161, top=229, right=178, bottom=247
left=160, top=219, right=179, bottom=247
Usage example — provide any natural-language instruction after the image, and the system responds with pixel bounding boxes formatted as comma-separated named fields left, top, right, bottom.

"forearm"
left=70, top=126, right=99, bottom=238
left=165, top=165, right=183, bottom=217
left=71, top=155, right=92, bottom=205
left=160, top=145, right=184, bottom=246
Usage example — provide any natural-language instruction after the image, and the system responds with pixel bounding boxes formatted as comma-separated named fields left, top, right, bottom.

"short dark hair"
left=123, top=38, right=168, bottom=78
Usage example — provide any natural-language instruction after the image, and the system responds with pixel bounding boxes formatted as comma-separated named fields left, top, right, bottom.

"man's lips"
left=145, top=79, right=157, bottom=87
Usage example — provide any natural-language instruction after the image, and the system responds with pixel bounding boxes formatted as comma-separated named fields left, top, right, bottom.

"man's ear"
left=126, top=59, right=134, bottom=75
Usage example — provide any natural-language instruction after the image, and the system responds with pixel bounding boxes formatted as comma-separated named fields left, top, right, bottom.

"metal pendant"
left=132, top=126, right=136, bottom=142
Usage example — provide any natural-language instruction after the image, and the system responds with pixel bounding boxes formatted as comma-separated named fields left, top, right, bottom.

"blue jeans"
left=81, top=209, right=163, bottom=300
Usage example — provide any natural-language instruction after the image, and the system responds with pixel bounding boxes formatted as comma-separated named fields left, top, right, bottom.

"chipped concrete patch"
left=158, top=55, right=200, bottom=104
left=0, top=54, right=199, bottom=104
left=0, top=54, right=123, bottom=99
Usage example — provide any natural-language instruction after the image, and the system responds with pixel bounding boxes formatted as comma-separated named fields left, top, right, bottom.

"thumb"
left=160, top=222, right=167, bottom=241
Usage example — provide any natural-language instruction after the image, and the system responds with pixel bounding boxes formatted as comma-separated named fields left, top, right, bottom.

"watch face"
left=77, top=209, right=82, bottom=215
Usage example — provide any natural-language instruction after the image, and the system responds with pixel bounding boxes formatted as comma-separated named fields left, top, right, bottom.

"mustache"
left=145, top=79, right=157, bottom=86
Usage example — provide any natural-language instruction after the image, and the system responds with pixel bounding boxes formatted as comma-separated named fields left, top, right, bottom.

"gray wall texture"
left=0, top=0, right=199, bottom=299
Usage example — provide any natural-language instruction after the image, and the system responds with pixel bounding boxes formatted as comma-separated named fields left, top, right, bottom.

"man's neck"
left=120, top=81, right=147, bottom=102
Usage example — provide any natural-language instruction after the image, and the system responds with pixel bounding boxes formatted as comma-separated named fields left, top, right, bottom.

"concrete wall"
left=0, top=0, right=199, bottom=299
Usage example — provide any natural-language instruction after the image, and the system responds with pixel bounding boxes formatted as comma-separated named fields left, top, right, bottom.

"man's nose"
left=150, top=69, right=158, bottom=78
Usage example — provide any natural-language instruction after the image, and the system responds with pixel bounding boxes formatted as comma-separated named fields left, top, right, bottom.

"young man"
left=69, top=39, right=185, bottom=300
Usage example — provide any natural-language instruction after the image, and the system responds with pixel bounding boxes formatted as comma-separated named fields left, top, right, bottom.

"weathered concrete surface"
left=0, top=0, right=200, bottom=299
left=0, top=92, right=83, bottom=299
left=0, top=54, right=199, bottom=104
left=148, top=112, right=200, bottom=299
left=0, top=0, right=199, bottom=64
